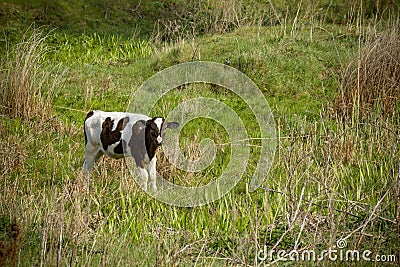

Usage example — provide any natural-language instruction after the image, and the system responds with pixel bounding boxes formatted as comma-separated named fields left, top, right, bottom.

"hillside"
left=1, top=0, right=398, bottom=37
left=1, top=0, right=399, bottom=266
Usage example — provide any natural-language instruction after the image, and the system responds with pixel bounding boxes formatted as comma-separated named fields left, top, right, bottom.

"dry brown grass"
left=0, top=27, right=65, bottom=121
left=335, top=25, right=400, bottom=119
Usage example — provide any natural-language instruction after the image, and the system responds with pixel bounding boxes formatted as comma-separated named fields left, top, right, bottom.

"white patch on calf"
left=154, top=117, right=164, bottom=144
left=154, top=117, right=163, bottom=131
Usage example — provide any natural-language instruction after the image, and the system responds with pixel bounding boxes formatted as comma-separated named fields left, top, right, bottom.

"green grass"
left=1, top=2, right=400, bottom=266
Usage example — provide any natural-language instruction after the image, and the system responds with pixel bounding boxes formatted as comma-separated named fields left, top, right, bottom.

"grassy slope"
left=52, top=25, right=353, bottom=118
left=0, top=0, right=156, bottom=36
left=1, top=1, right=399, bottom=266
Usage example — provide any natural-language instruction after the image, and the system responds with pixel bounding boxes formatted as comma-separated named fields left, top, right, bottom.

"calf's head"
left=145, top=117, right=179, bottom=146
left=127, top=117, right=179, bottom=166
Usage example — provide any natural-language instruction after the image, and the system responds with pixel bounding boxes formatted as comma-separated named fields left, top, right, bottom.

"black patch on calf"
left=145, top=118, right=163, bottom=160
left=84, top=111, right=94, bottom=145
left=126, top=120, right=147, bottom=168
left=85, top=111, right=94, bottom=119
left=101, top=116, right=129, bottom=151
left=114, top=141, right=124, bottom=154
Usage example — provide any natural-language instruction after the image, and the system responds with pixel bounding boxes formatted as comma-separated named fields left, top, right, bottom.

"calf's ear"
left=166, top=121, right=180, bottom=129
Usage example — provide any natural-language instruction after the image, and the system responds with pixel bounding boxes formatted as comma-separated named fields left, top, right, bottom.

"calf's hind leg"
left=82, top=144, right=103, bottom=174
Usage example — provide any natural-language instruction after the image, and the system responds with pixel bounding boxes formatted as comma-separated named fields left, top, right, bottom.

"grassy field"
left=1, top=0, right=400, bottom=266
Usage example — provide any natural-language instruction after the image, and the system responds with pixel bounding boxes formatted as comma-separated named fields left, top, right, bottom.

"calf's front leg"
left=137, top=167, right=149, bottom=191
left=148, top=156, right=157, bottom=192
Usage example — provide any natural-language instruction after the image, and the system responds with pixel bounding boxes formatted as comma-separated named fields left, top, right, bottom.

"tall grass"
left=335, top=23, right=400, bottom=119
left=0, top=28, right=64, bottom=121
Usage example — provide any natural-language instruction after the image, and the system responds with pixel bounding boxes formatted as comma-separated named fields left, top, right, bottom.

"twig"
left=343, top=184, right=392, bottom=241
left=54, top=105, right=87, bottom=113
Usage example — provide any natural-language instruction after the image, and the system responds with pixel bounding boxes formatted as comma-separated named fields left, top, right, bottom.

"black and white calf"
left=82, top=110, right=179, bottom=191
